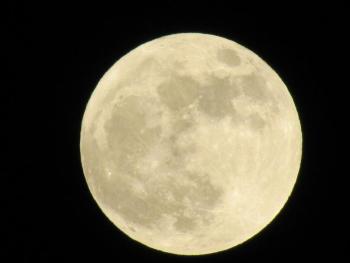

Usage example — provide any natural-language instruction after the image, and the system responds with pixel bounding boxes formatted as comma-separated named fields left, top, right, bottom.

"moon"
left=80, top=33, right=302, bottom=255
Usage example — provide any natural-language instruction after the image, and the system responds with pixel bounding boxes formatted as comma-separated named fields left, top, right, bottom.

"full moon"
left=80, top=33, right=302, bottom=255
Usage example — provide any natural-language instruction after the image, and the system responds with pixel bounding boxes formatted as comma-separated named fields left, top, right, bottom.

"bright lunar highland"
left=80, top=33, right=302, bottom=255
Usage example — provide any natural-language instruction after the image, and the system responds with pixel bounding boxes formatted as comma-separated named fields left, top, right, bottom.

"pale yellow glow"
left=80, top=33, right=302, bottom=255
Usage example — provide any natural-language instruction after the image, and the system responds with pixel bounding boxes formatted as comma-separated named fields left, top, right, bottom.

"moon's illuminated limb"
left=80, top=33, right=302, bottom=255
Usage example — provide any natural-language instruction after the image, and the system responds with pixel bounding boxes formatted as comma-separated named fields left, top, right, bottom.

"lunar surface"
left=80, top=33, right=302, bottom=255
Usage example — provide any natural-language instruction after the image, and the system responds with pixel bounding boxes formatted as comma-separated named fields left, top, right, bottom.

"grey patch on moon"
left=248, top=112, right=266, bottom=130
left=164, top=172, right=224, bottom=233
left=217, top=48, right=241, bottom=67
left=198, top=75, right=240, bottom=118
left=157, top=73, right=241, bottom=120
left=174, top=216, right=196, bottom=233
left=240, top=73, right=268, bottom=101
left=157, top=74, right=201, bottom=112
left=104, top=95, right=161, bottom=175
left=171, top=116, right=194, bottom=136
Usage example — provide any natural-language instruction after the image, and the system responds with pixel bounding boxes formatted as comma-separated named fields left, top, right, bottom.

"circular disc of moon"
left=80, top=33, right=302, bottom=255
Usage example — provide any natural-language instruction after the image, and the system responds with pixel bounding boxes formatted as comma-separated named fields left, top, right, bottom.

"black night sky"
left=4, top=2, right=344, bottom=262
